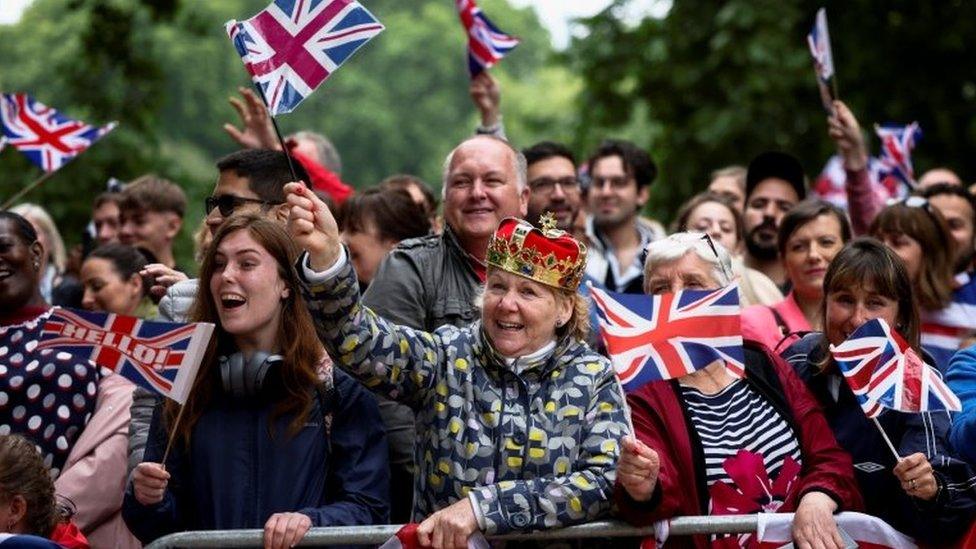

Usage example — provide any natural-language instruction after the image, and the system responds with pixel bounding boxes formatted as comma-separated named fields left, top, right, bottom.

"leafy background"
left=1, top=0, right=974, bottom=267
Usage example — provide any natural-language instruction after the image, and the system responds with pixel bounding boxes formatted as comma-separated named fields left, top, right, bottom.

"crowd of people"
left=2, top=72, right=976, bottom=549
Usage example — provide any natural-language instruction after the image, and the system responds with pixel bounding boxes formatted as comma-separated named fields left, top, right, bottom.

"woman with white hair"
left=614, top=232, right=862, bottom=548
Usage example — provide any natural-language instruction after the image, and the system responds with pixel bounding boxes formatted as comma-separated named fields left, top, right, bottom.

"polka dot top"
left=0, top=310, right=100, bottom=477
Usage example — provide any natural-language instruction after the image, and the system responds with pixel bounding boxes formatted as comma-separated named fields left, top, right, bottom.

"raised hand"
left=469, top=71, right=501, bottom=128
left=617, top=435, right=660, bottom=502
left=140, top=263, right=189, bottom=298
left=223, top=87, right=280, bottom=150
left=284, top=182, right=341, bottom=271
left=827, top=100, right=868, bottom=172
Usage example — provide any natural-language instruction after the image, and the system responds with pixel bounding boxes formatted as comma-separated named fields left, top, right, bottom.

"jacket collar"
left=474, top=322, right=582, bottom=378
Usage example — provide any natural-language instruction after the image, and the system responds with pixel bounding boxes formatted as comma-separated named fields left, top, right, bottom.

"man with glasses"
left=523, top=141, right=583, bottom=238
left=584, top=139, right=663, bottom=294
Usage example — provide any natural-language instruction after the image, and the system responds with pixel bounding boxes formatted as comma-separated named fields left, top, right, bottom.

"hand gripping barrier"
left=143, top=516, right=759, bottom=548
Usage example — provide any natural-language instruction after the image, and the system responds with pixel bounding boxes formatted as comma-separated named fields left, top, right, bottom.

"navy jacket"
left=783, top=334, right=976, bottom=544
left=122, top=368, right=389, bottom=543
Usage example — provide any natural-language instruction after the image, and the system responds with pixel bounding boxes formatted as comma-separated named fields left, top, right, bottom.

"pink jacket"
left=741, top=293, right=812, bottom=353
left=55, top=375, right=141, bottom=549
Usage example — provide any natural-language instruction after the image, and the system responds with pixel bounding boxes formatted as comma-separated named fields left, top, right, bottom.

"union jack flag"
left=590, top=284, right=745, bottom=392
left=830, top=318, right=961, bottom=418
left=806, top=8, right=834, bottom=82
left=0, top=94, right=116, bottom=173
left=456, top=0, right=519, bottom=77
left=226, top=0, right=385, bottom=116
left=37, top=308, right=214, bottom=404
left=875, top=122, right=922, bottom=189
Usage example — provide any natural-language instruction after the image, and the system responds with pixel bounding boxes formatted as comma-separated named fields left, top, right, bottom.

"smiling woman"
left=122, top=214, right=390, bottom=548
left=286, top=178, right=628, bottom=549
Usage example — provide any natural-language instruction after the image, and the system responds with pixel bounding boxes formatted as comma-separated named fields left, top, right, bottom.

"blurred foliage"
left=568, top=0, right=976, bottom=224
left=0, top=0, right=578, bottom=268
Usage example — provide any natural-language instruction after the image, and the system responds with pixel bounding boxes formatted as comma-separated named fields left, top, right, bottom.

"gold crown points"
left=486, top=229, right=587, bottom=291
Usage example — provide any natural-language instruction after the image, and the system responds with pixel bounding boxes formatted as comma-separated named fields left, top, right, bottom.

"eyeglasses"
left=205, top=195, right=280, bottom=217
left=591, top=176, right=633, bottom=190
left=528, top=177, right=581, bottom=195
left=890, top=195, right=942, bottom=226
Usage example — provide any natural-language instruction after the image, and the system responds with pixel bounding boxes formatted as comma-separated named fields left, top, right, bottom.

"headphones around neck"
left=219, top=351, right=283, bottom=398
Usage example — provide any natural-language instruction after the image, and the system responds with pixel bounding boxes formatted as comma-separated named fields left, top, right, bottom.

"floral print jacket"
left=302, top=258, right=629, bottom=534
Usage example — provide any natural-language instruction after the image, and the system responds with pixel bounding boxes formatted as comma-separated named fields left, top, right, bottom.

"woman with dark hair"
left=123, top=214, right=389, bottom=548
left=0, top=434, right=87, bottom=548
left=0, top=212, right=99, bottom=478
left=673, top=191, right=784, bottom=307
left=80, top=244, right=155, bottom=318
left=338, top=187, right=432, bottom=288
left=782, top=238, right=976, bottom=545
left=869, top=198, right=964, bottom=370
left=741, top=199, right=852, bottom=352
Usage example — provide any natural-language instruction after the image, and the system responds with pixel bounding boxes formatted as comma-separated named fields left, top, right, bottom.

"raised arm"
left=827, top=100, right=884, bottom=234
left=285, top=182, right=443, bottom=406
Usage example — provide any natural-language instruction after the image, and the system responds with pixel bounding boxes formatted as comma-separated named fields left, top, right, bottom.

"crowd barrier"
left=143, top=516, right=758, bottom=548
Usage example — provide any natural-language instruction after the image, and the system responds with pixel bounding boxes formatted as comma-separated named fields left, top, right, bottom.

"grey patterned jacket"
left=302, top=258, right=629, bottom=535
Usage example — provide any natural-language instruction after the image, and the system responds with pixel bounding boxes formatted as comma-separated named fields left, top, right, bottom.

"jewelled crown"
left=486, top=214, right=587, bottom=291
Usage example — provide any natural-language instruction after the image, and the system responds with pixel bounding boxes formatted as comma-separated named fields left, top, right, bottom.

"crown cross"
left=539, top=212, right=558, bottom=233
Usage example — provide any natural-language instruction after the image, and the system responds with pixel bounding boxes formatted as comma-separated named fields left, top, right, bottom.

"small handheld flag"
left=225, top=0, right=384, bottom=116
left=0, top=93, right=116, bottom=173
left=806, top=7, right=838, bottom=113
left=590, top=284, right=745, bottom=392
left=875, top=122, right=923, bottom=190
left=37, top=308, right=213, bottom=404
left=456, top=0, right=519, bottom=78
left=830, top=318, right=961, bottom=418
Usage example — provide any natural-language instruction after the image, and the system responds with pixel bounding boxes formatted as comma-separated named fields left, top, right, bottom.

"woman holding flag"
left=123, top=214, right=390, bottom=548
left=782, top=237, right=976, bottom=544
left=284, top=181, right=628, bottom=548
left=614, top=232, right=862, bottom=548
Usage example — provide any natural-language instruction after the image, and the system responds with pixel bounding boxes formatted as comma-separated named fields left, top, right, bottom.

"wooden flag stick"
left=160, top=402, right=188, bottom=465
left=251, top=84, right=301, bottom=184
left=872, top=416, right=900, bottom=461
left=1, top=169, right=56, bottom=210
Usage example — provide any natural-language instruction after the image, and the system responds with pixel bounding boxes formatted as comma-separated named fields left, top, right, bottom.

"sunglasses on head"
left=204, top=195, right=281, bottom=217
left=699, top=233, right=733, bottom=282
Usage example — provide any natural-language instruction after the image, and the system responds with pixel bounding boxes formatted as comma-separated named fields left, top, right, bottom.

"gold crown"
left=486, top=214, right=588, bottom=291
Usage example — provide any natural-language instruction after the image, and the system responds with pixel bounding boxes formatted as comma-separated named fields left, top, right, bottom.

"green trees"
left=567, top=1, right=976, bottom=222
left=0, top=0, right=575, bottom=265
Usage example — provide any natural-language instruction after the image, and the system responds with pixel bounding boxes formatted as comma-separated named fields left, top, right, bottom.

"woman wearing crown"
left=286, top=182, right=629, bottom=548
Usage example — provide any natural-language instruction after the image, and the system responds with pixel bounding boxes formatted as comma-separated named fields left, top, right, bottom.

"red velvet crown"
left=486, top=214, right=587, bottom=291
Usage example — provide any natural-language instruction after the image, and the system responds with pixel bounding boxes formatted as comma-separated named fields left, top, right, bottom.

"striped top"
left=680, top=379, right=802, bottom=490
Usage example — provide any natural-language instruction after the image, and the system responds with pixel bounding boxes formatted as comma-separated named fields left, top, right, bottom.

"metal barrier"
left=144, top=516, right=758, bottom=548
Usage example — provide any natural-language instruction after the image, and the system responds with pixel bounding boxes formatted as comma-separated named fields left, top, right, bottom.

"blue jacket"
left=949, top=344, right=976, bottom=465
left=122, top=368, right=389, bottom=543
left=782, top=334, right=976, bottom=544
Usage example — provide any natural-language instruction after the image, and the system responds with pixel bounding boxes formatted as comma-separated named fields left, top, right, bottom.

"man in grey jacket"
left=363, top=134, right=528, bottom=521
left=127, top=149, right=310, bottom=474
